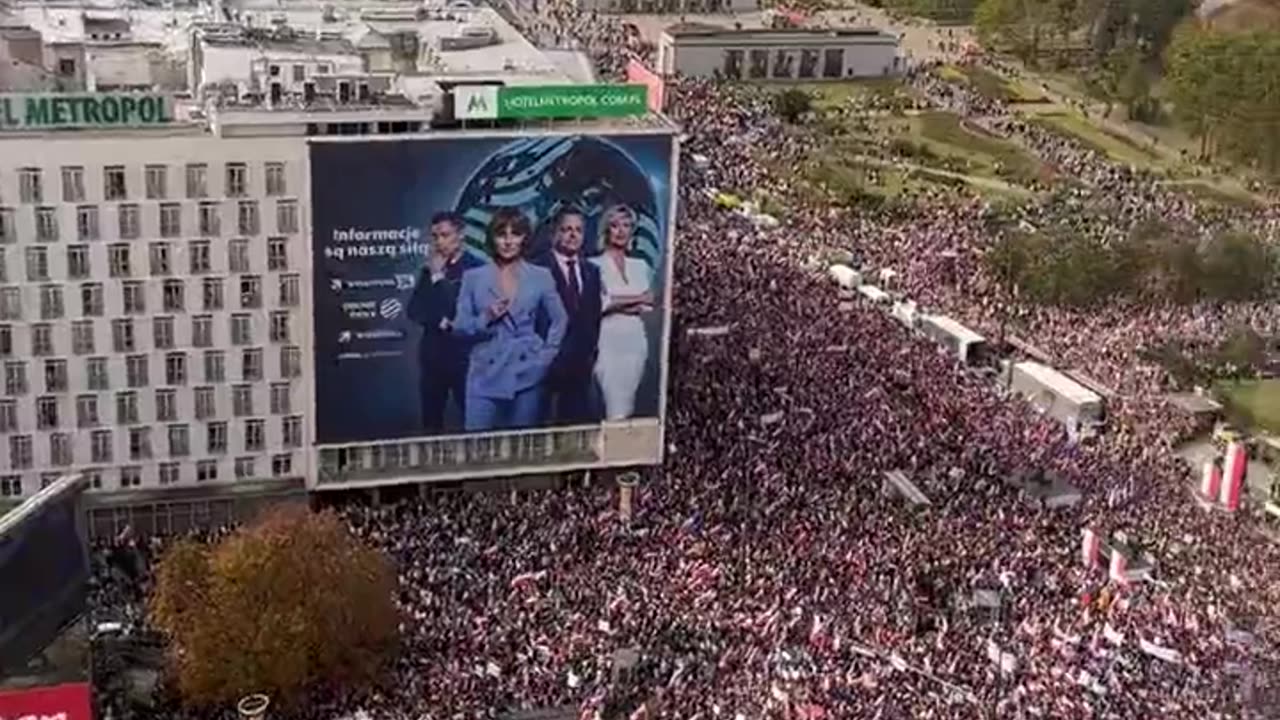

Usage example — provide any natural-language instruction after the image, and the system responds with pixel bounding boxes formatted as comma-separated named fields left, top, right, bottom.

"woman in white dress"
left=591, top=204, right=654, bottom=420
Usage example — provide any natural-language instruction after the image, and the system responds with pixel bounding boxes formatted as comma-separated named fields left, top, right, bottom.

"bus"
left=918, top=314, right=989, bottom=366
left=1008, top=361, right=1106, bottom=437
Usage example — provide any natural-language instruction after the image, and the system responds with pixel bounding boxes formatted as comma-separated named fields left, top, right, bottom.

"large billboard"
left=311, top=131, right=676, bottom=445
left=0, top=683, right=92, bottom=720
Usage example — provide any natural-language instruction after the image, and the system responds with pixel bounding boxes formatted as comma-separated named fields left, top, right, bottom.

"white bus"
left=1009, top=361, right=1106, bottom=436
left=918, top=314, right=989, bottom=366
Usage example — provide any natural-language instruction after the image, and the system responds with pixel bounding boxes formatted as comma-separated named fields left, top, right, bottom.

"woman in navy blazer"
left=453, top=208, right=568, bottom=432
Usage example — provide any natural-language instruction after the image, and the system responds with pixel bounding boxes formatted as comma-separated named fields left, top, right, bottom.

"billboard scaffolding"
left=309, top=127, right=678, bottom=488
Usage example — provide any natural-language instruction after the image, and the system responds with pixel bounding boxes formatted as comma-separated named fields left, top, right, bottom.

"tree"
left=1200, top=230, right=1276, bottom=301
left=774, top=88, right=813, bottom=123
left=149, top=507, right=399, bottom=709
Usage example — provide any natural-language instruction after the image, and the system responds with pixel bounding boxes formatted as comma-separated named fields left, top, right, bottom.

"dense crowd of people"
left=87, top=4, right=1280, bottom=720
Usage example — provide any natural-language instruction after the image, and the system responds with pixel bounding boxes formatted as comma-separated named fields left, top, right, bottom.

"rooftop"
left=664, top=22, right=897, bottom=40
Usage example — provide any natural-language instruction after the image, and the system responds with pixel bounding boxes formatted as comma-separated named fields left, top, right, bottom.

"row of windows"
left=1, top=312, right=297, bottom=356
left=1, top=345, right=303, bottom=394
left=0, top=199, right=299, bottom=243
left=0, top=241, right=296, bottom=288
left=3, top=416, right=304, bottom=470
left=0, top=274, right=301, bottom=323
left=6, top=162, right=288, bottom=205
left=0, top=453, right=297, bottom=497
left=11, top=383, right=297, bottom=430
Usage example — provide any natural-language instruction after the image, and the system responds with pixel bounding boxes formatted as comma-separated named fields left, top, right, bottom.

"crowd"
left=88, top=5, right=1280, bottom=720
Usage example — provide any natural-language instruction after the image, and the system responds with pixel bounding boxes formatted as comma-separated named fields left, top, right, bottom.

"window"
left=35, top=207, right=58, bottom=242
left=275, top=200, right=298, bottom=234
left=159, top=203, right=181, bottom=238
left=189, top=240, right=212, bottom=274
left=270, top=382, right=291, bottom=414
left=280, top=346, right=301, bottom=378
left=108, top=243, right=131, bottom=277
left=81, top=283, right=104, bottom=316
left=198, top=202, right=220, bottom=237
left=237, top=201, right=259, bottom=235
left=10, top=435, right=33, bottom=469
left=186, top=163, right=208, bottom=199
left=292, top=64, right=305, bottom=82
left=163, top=279, right=184, bottom=312
left=119, top=466, right=142, bottom=488
left=278, top=274, right=300, bottom=307
left=44, top=359, right=68, bottom=392
left=110, top=317, right=134, bottom=352
left=823, top=48, right=844, bottom=78
left=282, top=415, right=302, bottom=447
left=116, top=391, right=138, bottom=424
left=265, top=162, right=286, bottom=196
left=37, top=396, right=59, bottom=428
left=196, top=460, right=218, bottom=482
left=194, top=386, right=216, bottom=419
left=39, top=285, right=63, bottom=319
left=233, top=384, right=253, bottom=416
left=156, top=388, right=177, bottom=421
left=0, top=476, right=22, bottom=497
left=203, top=350, right=225, bottom=383
left=29, top=320, right=52, bottom=353
left=104, top=166, right=127, bottom=200
left=146, top=243, right=172, bottom=277
left=0, top=249, right=6, bottom=282
left=67, top=244, right=90, bottom=279
left=799, top=49, right=819, bottom=79
left=61, top=166, right=85, bottom=203
left=86, top=357, right=109, bottom=390
left=76, top=205, right=99, bottom=240
left=25, top=246, right=48, bottom=280
left=153, top=316, right=174, bottom=349
left=31, top=324, right=54, bottom=356
left=76, top=394, right=99, bottom=427
left=129, top=426, right=151, bottom=460
left=0, top=288, right=20, bottom=320
left=159, top=462, right=181, bottom=485
left=202, top=278, right=223, bottom=310
left=234, top=456, right=255, bottom=480
left=772, top=49, right=796, bottom=79
left=240, top=276, right=262, bottom=309
left=244, top=419, right=265, bottom=451
left=0, top=208, right=13, bottom=244
left=72, top=320, right=95, bottom=354
left=228, top=239, right=250, bottom=273
left=748, top=49, right=768, bottom=79
left=50, top=433, right=71, bottom=466
left=19, top=168, right=42, bottom=203
left=0, top=399, right=14, bottom=431
left=0, top=324, right=8, bottom=356
left=272, top=453, right=293, bottom=477
left=267, top=237, right=288, bottom=270
left=86, top=471, right=102, bottom=490
left=207, top=421, right=228, bottom=453
left=125, top=354, right=148, bottom=388
left=269, top=311, right=290, bottom=342
left=722, top=49, right=744, bottom=79
left=242, top=348, right=263, bottom=381
left=192, top=314, right=214, bottom=347
left=122, top=281, right=145, bottom=314
left=117, top=204, right=140, bottom=239
left=165, top=352, right=187, bottom=385
left=168, top=424, right=189, bottom=456
left=145, top=165, right=168, bottom=200
left=231, top=314, right=252, bottom=345
left=226, top=163, right=248, bottom=197
left=3, top=361, right=26, bottom=395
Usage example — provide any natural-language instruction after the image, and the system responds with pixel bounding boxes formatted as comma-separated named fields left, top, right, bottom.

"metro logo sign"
left=453, top=84, right=648, bottom=120
left=0, top=683, right=91, bottom=720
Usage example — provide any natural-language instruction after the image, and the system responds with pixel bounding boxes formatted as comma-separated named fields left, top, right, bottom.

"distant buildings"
left=657, top=24, right=901, bottom=80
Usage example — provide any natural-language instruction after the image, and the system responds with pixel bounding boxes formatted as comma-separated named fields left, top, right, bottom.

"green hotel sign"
left=455, top=84, right=648, bottom=120
left=0, top=93, right=171, bottom=130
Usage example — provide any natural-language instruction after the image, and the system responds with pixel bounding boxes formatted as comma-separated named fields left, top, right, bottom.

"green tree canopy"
left=149, top=507, right=399, bottom=709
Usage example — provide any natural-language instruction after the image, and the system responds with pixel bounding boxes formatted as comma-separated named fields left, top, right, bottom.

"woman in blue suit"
left=453, top=208, right=568, bottom=432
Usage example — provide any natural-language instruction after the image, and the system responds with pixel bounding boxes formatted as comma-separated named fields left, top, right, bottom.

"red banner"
left=0, top=682, right=92, bottom=720
left=626, top=58, right=665, bottom=113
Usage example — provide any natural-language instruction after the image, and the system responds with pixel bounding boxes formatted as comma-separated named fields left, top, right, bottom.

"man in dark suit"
left=407, top=211, right=485, bottom=433
left=537, top=207, right=602, bottom=425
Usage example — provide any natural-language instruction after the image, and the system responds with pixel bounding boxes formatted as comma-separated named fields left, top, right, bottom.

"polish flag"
left=1108, top=550, right=1128, bottom=585
left=1199, top=459, right=1222, bottom=501
left=1081, top=528, right=1100, bottom=569
left=1220, top=442, right=1247, bottom=511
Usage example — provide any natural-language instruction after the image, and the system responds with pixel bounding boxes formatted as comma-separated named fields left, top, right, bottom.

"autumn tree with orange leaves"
left=148, top=506, right=398, bottom=709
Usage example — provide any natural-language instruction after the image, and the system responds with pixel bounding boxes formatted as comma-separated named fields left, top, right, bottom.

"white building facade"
left=0, top=130, right=314, bottom=514
left=657, top=25, right=901, bottom=81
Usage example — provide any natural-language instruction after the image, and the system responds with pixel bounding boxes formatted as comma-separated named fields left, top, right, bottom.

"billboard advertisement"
left=311, top=131, right=676, bottom=444
left=0, top=683, right=92, bottom=720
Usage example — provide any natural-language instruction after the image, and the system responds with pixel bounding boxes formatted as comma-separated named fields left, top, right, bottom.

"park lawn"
left=1029, top=112, right=1166, bottom=171
left=913, top=111, right=1045, bottom=186
left=1216, top=378, right=1280, bottom=436
left=943, top=64, right=1046, bottom=103
left=776, top=79, right=905, bottom=110
left=1161, top=179, right=1264, bottom=209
